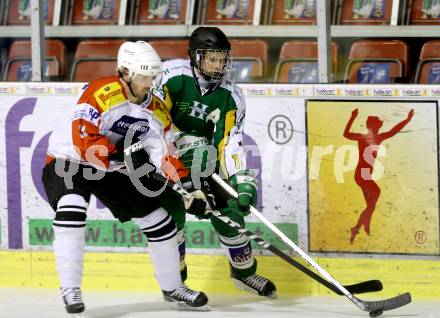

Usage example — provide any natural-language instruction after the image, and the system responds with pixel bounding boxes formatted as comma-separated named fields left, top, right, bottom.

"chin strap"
left=126, top=79, right=137, bottom=97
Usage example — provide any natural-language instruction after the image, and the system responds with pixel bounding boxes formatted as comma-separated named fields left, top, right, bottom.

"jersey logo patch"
left=109, top=115, right=150, bottom=138
left=73, top=103, right=100, bottom=125
left=151, top=99, right=171, bottom=128
left=188, top=101, right=209, bottom=120
left=94, top=82, right=126, bottom=111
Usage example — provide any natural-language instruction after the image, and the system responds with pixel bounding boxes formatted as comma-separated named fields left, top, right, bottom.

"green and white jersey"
left=151, top=59, right=246, bottom=178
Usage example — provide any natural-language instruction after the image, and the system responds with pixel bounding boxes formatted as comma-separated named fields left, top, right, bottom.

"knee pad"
left=53, top=194, right=88, bottom=229
left=220, top=234, right=255, bottom=270
left=134, top=207, right=177, bottom=242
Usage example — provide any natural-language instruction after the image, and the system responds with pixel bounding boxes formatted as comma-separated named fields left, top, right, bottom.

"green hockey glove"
left=228, top=169, right=257, bottom=215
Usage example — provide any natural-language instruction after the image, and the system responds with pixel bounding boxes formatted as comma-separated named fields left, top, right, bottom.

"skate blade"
left=171, top=302, right=211, bottom=311
left=66, top=312, right=88, bottom=318
left=266, top=291, right=278, bottom=299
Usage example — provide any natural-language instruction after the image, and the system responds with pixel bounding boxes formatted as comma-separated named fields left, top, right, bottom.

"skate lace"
left=171, top=286, right=199, bottom=302
left=243, top=274, right=267, bottom=291
left=61, top=287, right=82, bottom=304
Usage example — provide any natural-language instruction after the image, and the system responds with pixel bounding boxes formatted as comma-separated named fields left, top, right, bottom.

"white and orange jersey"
left=46, top=76, right=170, bottom=172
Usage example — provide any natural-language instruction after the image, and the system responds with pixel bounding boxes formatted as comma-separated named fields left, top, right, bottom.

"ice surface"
left=0, top=288, right=438, bottom=318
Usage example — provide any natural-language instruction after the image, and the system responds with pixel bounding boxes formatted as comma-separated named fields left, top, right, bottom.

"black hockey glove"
left=114, top=137, right=156, bottom=179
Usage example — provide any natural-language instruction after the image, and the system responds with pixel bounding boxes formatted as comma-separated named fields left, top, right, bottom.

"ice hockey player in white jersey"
left=42, top=41, right=210, bottom=315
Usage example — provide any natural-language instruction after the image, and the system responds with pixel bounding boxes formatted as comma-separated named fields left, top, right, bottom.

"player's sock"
left=133, top=208, right=182, bottom=291
left=220, top=234, right=256, bottom=274
left=52, top=194, right=88, bottom=313
left=135, top=209, right=209, bottom=310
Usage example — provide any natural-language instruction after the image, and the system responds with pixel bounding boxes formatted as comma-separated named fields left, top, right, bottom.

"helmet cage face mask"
left=192, top=49, right=231, bottom=83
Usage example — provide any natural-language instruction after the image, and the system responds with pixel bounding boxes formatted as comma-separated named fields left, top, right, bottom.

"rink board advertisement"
left=0, top=83, right=304, bottom=252
left=307, top=100, right=439, bottom=254
left=1, top=83, right=440, bottom=257
left=243, top=96, right=308, bottom=249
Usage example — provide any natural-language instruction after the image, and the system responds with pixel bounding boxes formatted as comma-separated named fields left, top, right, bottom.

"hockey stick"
left=210, top=173, right=411, bottom=316
left=201, top=209, right=381, bottom=296
left=154, top=174, right=382, bottom=296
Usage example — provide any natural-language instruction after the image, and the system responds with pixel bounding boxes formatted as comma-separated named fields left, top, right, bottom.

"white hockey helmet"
left=117, top=41, right=162, bottom=78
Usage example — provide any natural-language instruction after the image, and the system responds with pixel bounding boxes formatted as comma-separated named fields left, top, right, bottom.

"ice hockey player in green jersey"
left=151, top=26, right=277, bottom=298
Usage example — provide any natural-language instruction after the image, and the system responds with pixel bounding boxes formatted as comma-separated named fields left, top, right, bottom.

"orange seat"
left=4, top=39, right=65, bottom=81
left=339, top=0, right=392, bottom=25
left=200, top=0, right=255, bottom=24
left=149, top=40, right=189, bottom=60
left=408, top=0, right=440, bottom=25
left=133, top=0, right=187, bottom=24
left=5, top=0, right=55, bottom=25
left=267, top=0, right=317, bottom=25
left=69, top=0, right=121, bottom=25
left=274, top=40, right=338, bottom=83
left=229, top=39, right=268, bottom=82
left=415, top=40, right=440, bottom=83
left=70, top=40, right=125, bottom=81
left=344, top=40, right=408, bottom=83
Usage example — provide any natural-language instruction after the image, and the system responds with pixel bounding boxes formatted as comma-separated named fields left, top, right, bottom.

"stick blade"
left=344, top=280, right=383, bottom=295
left=363, top=292, right=412, bottom=312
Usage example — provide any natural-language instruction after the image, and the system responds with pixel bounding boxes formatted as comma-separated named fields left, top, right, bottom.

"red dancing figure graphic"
left=343, top=108, right=414, bottom=244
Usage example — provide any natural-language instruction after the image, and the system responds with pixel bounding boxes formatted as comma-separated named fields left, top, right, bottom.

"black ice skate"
left=162, top=285, right=210, bottom=311
left=61, top=287, right=85, bottom=315
left=231, top=272, right=277, bottom=298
